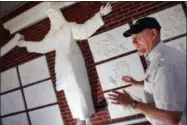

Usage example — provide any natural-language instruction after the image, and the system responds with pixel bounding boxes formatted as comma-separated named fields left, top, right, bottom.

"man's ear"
left=151, top=28, right=159, bottom=40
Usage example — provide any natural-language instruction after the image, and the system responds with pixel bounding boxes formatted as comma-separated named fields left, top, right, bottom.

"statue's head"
left=46, top=8, right=68, bottom=30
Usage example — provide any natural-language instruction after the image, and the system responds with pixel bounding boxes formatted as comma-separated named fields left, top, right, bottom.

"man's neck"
left=147, top=39, right=161, bottom=55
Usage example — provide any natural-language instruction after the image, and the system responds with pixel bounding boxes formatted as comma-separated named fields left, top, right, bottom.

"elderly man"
left=109, top=17, right=186, bottom=125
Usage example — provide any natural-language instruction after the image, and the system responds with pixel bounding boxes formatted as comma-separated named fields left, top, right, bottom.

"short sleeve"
left=153, top=62, right=186, bottom=112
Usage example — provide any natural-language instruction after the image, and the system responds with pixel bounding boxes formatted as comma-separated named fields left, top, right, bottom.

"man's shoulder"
left=150, top=44, right=185, bottom=72
left=160, top=44, right=185, bottom=63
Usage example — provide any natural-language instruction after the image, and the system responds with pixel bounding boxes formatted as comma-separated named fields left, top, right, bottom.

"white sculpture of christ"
left=17, top=3, right=112, bottom=125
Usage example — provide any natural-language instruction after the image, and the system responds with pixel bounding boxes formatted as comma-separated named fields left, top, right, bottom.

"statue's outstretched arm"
left=1, top=33, right=23, bottom=57
left=17, top=37, right=56, bottom=54
left=16, top=8, right=64, bottom=54
left=71, top=3, right=112, bottom=40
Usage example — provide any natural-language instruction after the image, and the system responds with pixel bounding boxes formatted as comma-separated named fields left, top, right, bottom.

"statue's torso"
left=52, top=23, right=88, bottom=90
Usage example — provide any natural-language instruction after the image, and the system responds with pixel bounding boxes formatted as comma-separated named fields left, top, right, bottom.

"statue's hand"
left=16, top=33, right=26, bottom=47
left=99, top=3, right=112, bottom=16
left=17, top=40, right=26, bottom=47
left=19, top=34, right=24, bottom=41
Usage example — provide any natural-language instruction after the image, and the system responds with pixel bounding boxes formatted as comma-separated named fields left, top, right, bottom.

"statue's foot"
left=76, top=119, right=84, bottom=125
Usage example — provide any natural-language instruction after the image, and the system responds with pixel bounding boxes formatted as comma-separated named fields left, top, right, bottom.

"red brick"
left=117, top=8, right=129, bottom=17
left=137, top=4, right=152, bottom=12
left=131, top=11, right=146, bottom=20
left=144, top=6, right=159, bottom=15
left=119, top=16, right=132, bottom=24
left=120, top=2, right=134, bottom=11
left=128, top=3, right=143, bottom=11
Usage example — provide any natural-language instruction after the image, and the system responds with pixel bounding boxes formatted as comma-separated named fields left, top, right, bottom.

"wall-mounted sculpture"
left=16, top=3, right=112, bottom=125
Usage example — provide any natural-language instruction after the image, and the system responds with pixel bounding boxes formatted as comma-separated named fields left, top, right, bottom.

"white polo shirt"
left=143, top=41, right=186, bottom=125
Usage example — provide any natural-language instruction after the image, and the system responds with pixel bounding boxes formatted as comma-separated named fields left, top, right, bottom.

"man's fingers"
left=111, top=90, right=121, bottom=95
left=108, top=97, right=118, bottom=101
left=108, top=94, right=118, bottom=98
left=123, top=89, right=127, bottom=94
left=122, top=76, right=131, bottom=82
left=111, top=101, right=121, bottom=105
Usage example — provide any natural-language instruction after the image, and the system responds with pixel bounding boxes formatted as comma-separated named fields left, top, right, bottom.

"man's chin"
left=137, top=51, right=145, bottom=56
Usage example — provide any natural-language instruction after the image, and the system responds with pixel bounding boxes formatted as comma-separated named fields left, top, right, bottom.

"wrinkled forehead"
left=132, top=29, right=152, bottom=38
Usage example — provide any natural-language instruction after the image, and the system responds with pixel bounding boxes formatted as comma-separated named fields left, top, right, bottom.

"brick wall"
left=0, top=1, right=182, bottom=125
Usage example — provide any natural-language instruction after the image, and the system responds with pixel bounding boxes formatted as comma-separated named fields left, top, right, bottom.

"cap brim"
left=123, top=24, right=143, bottom=37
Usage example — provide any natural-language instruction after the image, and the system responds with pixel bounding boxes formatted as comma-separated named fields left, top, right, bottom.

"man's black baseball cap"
left=123, top=17, right=161, bottom=37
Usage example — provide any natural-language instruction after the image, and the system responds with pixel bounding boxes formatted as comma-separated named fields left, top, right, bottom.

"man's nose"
left=132, top=39, right=139, bottom=48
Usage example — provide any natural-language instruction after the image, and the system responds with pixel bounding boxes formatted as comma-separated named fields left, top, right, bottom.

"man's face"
left=131, top=29, right=157, bottom=56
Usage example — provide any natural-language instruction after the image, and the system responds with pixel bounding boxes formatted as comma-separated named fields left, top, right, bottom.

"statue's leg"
left=85, top=118, right=93, bottom=125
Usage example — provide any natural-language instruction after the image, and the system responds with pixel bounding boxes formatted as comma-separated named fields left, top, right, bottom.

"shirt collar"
left=146, top=41, right=164, bottom=63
